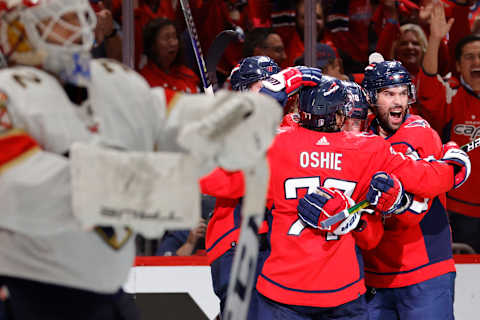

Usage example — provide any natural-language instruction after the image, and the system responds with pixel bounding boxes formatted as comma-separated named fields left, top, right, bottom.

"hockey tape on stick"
left=224, top=158, right=269, bottom=320
left=179, top=0, right=214, bottom=95
left=320, top=201, right=369, bottom=229
left=321, top=137, right=480, bottom=229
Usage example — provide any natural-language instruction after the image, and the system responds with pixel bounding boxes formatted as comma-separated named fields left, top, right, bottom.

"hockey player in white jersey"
left=0, top=0, right=286, bottom=319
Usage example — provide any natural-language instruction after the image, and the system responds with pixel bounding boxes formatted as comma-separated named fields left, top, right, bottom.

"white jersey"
left=0, top=58, right=282, bottom=292
left=0, top=59, right=163, bottom=292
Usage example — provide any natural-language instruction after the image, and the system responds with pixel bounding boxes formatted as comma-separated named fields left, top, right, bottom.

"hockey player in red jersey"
left=203, top=56, right=280, bottom=317
left=360, top=59, right=466, bottom=320
left=204, top=57, right=325, bottom=319
left=255, top=76, right=470, bottom=319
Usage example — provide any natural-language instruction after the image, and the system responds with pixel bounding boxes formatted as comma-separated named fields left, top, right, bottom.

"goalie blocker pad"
left=71, top=143, right=201, bottom=238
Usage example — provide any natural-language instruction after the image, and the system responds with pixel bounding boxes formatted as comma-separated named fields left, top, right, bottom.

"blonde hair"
left=391, top=24, right=427, bottom=59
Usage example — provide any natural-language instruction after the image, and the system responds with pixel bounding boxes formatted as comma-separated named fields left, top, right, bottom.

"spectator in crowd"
left=155, top=194, right=216, bottom=256
left=156, top=219, right=207, bottom=256
left=324, top=0, right=373, bottom=73
left=140, top=18, right=200, bottom=105
left=90, top=1, right=122, bottom=61
left=271, top=0, right=332, bottom=68
left=374, top=1, right=452, bottom=79
left=134, top=0, right=178, bottom=69
left=294, top=43, right=348, bottom=80
left=242, top=28, right=287, bottom=67
left=376, top=23, right=428, bottom=114
left=387, top=24, right=426, bottom=80
left=417, top=4, right=480, bottom=253
left=289, top=0, right=330, bottom=68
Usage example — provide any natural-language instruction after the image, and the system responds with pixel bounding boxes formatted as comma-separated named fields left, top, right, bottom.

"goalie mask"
left=230, top=56, right=280, bottom=91
left=362, top=60, right=416, bottom=106
left=0, top=0, right=97, bottom=86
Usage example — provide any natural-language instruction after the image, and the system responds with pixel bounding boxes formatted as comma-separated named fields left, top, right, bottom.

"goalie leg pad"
left=70, top=142, right=201, bottom=238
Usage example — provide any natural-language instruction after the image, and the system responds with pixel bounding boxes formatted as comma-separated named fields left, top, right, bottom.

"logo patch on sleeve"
left=0, top=92, right=12, bottom=134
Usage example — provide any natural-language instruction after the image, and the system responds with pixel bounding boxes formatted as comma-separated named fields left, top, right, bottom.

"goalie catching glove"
left=176, top=90, right=282, bottom=171
left=297, top=187, right=361, bottom=236
left=441, top=141, right=471, bottom=189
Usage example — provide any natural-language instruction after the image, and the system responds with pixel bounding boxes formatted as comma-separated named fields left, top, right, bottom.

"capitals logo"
left=405, top=119, right=430, bottom=128
left=454, top=124, right=480, bottom=139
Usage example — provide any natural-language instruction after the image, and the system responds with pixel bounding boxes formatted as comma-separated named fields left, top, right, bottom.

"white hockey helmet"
left=0, top=0, right=97, bottom=86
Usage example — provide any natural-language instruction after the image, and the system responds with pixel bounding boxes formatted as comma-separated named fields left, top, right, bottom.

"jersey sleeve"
left=352, top=211, right=384, bottom=250
left=378, top=142, right=454, bottom=198
left=0, top=130, right=80, bottom=236
left=389, top=124, right=444, bottom=227
left=199, top=168, right=245, bottom=199
left=90, top=59, right=162, bottom=152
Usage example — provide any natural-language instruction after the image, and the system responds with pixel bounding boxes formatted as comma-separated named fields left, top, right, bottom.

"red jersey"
left=140, top=61, right=200, bottom=106
left=363, top=115, right=456, bottom=288
left=256, top=126, right=455, bottom=307
left=200, top=168, right=244, bottom=264
left=417, top=69, right=480, bottom=218
left=133, top=2, right=178, bottom=70
left=201, top=113, right=300, bottom=264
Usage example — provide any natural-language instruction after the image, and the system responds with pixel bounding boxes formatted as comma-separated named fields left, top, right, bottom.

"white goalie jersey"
left=0, top=59, right=163, bottom=292
left=0, top=58, right=282, bottom=293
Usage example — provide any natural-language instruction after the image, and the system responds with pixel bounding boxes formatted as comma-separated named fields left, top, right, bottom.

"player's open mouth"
left=471, top=68, right=480, bottom=78
left=389, top=111, right=403, bottom=124
left=390, top=111, right=402, bottom=118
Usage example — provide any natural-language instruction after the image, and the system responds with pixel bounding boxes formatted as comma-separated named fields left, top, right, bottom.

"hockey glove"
left=367, top=172, right=410, bottom=215
left=261, top=66, right=322, bottom=97
left=297, top=187, right=354, bottom=231
left=441, top=141, right=471, bottom=189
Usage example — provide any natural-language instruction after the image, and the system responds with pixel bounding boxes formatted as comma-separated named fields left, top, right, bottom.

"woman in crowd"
left=140, top=18, right=200, bottom=105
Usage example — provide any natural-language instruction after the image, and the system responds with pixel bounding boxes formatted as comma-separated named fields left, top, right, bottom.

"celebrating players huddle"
left=0, top=1, right=472, bottom=320
left=211, top=56, right=469, bottom=320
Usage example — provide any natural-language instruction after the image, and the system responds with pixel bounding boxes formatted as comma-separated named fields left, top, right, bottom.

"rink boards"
left=124, top=255, right=480, bottom=320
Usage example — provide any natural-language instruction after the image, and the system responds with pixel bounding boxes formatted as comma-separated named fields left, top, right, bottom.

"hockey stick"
left=320, top=137, right=480, bottom=229
left=0, top=51, right=6, bottom=69
left=206, top=29, right=243, bottom=87
left=223, top=158, right=269, bottom=320
left=179, top=0, right=214, bottom=95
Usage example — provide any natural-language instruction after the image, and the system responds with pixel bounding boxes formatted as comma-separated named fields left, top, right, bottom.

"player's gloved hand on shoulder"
left=441, top=141, right=471, bottom=188
left=261, top=66, right=322, bottom=97
left=297, top=187, right=359, bottom=235
left=367, top=172, right=411, bottom=215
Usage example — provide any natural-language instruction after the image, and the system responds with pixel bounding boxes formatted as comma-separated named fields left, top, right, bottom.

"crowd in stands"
left=89, top=0, right=479, bottom=255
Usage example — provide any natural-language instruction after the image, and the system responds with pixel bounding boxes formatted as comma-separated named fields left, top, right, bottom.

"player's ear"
left=335, top=112, right=346, bottom=128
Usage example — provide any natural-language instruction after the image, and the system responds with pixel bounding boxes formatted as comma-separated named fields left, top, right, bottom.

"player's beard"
left=376, top=106, right=407, bottom=136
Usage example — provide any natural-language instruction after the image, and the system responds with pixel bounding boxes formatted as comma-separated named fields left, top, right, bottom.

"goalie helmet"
left=298, top=75, right=347, bottom=131
left=362, top=60, right=416, bottom=105
left=230, top=56, right=280, bottom=91
left=0, top=0, right=97, bottom=86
